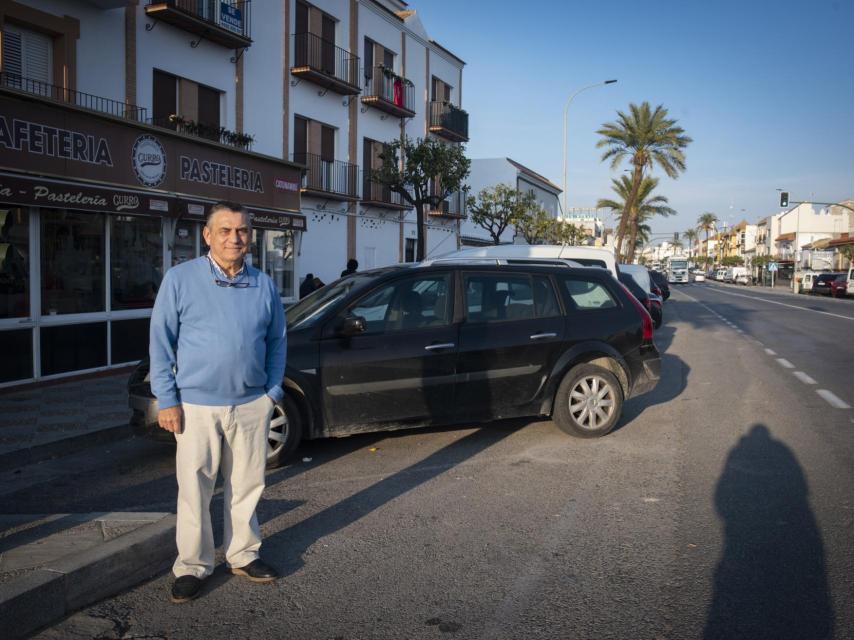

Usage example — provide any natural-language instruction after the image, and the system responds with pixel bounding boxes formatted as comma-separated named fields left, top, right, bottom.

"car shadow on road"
left=617, top=323, right=689, bottom=428
left=239, top=423, right=516, bottom=585
left=704, top=424, right=833, bottom=640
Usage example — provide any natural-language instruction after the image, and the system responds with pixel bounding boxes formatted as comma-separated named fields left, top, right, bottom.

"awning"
left=775, top=232, right=796, bottom=242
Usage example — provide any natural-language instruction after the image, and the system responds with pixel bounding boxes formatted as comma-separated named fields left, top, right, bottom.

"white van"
left=434, top=245, right=619, bottom=278
left=799, top=271, right=821, bottom=294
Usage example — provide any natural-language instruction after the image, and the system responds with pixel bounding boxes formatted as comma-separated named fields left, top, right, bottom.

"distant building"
left=463, top=158, right=562, bottom=245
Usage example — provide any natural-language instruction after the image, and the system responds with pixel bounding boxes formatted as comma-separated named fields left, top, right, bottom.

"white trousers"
left=173, top=394, right=273, bottom=579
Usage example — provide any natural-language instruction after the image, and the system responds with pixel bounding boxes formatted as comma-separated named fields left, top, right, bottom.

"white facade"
left=464, top=158, right=562, bottom=245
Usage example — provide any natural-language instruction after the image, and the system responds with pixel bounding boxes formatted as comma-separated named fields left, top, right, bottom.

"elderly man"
left=149, top=201, right=286, bottom=603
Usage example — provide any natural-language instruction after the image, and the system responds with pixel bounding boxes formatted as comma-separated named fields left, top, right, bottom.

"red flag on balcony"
left=393, top=78, right=403, bottom=106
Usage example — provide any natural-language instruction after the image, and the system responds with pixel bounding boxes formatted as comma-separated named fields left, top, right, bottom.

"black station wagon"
left=129, top=262, right=661, bottom=467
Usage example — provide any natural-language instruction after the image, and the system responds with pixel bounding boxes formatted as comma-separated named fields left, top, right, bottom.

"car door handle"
left=425, top=342, right=456, bottom=351
left=529, top=333, right=557, bottom=340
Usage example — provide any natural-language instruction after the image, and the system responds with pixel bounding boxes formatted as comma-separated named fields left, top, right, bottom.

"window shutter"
left=2, top=29, right=24, bottom=77
left=22, top=28, right=52, bottom=85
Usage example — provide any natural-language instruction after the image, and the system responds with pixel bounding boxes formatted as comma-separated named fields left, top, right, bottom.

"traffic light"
left=780, top=192, right=789, bottom=208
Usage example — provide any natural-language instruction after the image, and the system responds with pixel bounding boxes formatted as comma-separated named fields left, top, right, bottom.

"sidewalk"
left=705, top=281, right=854, bottom=304
left=0, top=372, right=132, bottom=471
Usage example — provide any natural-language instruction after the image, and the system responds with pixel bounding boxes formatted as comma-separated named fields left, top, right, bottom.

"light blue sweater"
left=149, top=256, right=286, bottom=410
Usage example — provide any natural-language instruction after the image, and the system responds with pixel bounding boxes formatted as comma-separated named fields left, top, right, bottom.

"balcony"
left=294, top=153, right=358, bottom=200
left=148, top=115, right=254, bottom=151
left=291, top=33, right=360, bottom=96
left=145, top=1, right=252, bottom=49
left=361, top=66, right=416, bottom=118
left=428, top=101, right=469, bottom=142
left=0, top=72, right=147, bottom=121
left=361, top=173, right=410, bottom=210
left=428, top=189, right=466, bottom=219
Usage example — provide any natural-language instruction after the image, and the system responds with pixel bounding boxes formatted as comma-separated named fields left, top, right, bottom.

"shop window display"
left=111, top=215, right=163, bottom=310
left=41, top=210, right=105, bottom=315
left=0, top=207, right=29, bottom=319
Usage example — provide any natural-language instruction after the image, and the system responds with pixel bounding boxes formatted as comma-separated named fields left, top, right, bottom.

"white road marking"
left=776, top=358, right=795, bottom=369
left=765, top=348, right=777, bottom=356
left=755, top=340, right=764, bottom=346
left=704, top=287, right=854, bottom=322
left=793, top=371, right=817, bottom=385
left=816, top=389, right=852, bottom=410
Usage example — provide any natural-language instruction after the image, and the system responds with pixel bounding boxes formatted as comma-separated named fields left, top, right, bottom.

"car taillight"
left=652, top=286, right=662, bottom=296
left=619, top=283, right=654, bottom=341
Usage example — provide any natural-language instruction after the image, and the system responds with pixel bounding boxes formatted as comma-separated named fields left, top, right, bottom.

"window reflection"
left=111, top=215, right=163, bottom=310
left=172, top=221, right=199, bottom=266
left=41, top=209, right=104, bottom=315
left=0, top=206, right=29, bottom=319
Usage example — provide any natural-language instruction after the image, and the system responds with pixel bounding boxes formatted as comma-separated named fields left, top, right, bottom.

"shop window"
left=111, top=318, right=150, bottom=365
left=41, top=210, right=105, bottom=315
left=110, top=215, right=163, bottom=311
left=264, top=230, right=295, bottom=299
left=0, top=207, right=29, bottom=319
left=172, top=221, right=200, bottom=266
left=0, top=328, right=33, bottom=383
left=41, top=322, right=107, bottom=376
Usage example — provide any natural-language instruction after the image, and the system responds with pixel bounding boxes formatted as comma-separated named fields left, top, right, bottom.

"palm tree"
left=697, top=212, right=718, bottom=260
left=636, top=223, right=652, bottom=248
left=683, top=228, right=699, bottom=260
left=597, top=102, right=692, bottom=260
left=596, top=174, right=676, bottom=262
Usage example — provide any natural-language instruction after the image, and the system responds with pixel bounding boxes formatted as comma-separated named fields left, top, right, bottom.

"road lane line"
left=793, top=371, right=817, bottom=385
left=776, top=358, right=795, bottom=369
left=703, top=287, right=854, bottom=321
left=765, top=348, right=777, bottom=356
left=816, top=389, right=852, bottom=410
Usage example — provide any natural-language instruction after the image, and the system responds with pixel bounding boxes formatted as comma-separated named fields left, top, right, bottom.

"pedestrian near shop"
left=149, top=201, right=286, bottom=603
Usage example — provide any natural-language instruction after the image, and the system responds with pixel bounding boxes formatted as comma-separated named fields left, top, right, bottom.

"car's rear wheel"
left=552, top=364, right=623, bottom=438
left=266, top=395, right=303, bottom=468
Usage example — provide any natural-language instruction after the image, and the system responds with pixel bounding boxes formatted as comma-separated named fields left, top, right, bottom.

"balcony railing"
left=361, top=173, right=409, bottom=209
left=428, top=189, right=466, bottom=219
left=291, top=33, right=360, bottom=96
left=1, top=72, right=148, bottom=121
left=429, top=101, right=469, bottom=142
left=361, top=66, right=416, bottom=118
left=145, top=1, right=251, bottom=49
left=148, top=115, right=254, bottom=150
left=294, top=153, right=358, bottom=200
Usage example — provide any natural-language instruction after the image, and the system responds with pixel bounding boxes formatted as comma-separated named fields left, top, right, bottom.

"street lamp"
left=562, top=79, right=617, bottom=216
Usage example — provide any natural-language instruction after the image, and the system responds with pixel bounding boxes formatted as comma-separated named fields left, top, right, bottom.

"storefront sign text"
left=0, top=116, right=113, bottom=167
left=179, top=155, right=263, bottom=193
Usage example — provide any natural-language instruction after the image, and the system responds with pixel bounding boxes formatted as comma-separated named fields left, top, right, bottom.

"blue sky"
left=415, top=0, right=854, bottom=242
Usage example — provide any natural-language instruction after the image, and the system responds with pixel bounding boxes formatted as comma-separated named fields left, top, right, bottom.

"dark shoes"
left=230, top=558, right=279, bottom=583
left=171, top=575, right=204, bottom=603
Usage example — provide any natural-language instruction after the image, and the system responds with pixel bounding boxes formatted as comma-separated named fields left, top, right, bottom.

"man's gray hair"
left=205, top=201, right=249, bottom=227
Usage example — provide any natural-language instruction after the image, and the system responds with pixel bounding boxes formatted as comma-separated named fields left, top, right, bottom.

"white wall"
left=299, top=212, right=348, bottom=285
left=18, top=1, right=125, bottom=104
left=517, top=176, right=560, bottom=218
left=462, top=158, right=517, bottom=243
left=243, top=2, right=284, bottom=159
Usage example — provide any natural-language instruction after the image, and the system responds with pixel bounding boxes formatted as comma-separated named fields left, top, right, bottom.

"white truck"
left=665, top=257, right=690, bottom=284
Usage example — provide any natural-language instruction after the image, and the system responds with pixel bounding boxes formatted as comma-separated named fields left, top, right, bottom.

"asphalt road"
left=5, top=285, right=853, bottom=640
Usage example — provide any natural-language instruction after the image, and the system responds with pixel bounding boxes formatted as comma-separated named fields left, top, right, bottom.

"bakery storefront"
left=0, top=89, right=305, bottom=387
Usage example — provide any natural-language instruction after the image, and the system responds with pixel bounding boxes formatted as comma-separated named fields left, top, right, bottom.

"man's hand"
left=158, top=406, right=184, bottom=434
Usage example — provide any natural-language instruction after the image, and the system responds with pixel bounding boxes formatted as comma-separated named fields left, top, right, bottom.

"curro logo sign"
left=131, top=135, right=167, bottom=187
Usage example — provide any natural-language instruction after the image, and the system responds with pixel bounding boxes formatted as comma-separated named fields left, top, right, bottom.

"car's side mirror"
left=337, top=316, right=366, bottom=337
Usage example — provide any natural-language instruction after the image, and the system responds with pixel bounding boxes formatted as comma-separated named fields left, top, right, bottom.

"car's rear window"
left=562, top=278, right=617, bottom=310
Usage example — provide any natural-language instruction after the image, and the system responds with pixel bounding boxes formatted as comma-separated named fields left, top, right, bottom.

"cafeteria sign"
left=220, top=3, right=243, bottom=34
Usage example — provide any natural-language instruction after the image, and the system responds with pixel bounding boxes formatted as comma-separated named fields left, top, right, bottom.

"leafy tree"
left=546, top=219, right=587, bottom=246
left=467, top=184, right=535, bottom=245
left=839, top=244, right=854, bottom=267
left=597, top=102, right=691, bottom=260
left=374, top=136, right=470, bottom=261
left=596, top=174, right=675, bottom=262
left=516, top=206, right=554, bottom=245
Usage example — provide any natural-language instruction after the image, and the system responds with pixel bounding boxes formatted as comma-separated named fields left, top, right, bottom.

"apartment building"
left=463, top=158, right=562, bottom=246
left=0, top=0, right=467, bottom=387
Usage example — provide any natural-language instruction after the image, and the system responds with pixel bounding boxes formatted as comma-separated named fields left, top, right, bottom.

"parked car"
left=799, top=271, right=821, bottom=294
left=649, top=270, right=671, bottom=299
left=812, top=272, right=844, bottom=296
left=692, top=269, right=706, bottom=283
left=828, top=274, right=848, bottom=298
left=436, top=245, right=620, bottom=279
left=618, top=271, right=662, bottom=330
left=715, top=269, right=727, bottom=281
left=619, top=264, right=664, bottom=330
left=734, top=272, right=750, bottom=285
left=130, top=263, right=661, bottom=467
left=844, top=266, right=854, bottom=296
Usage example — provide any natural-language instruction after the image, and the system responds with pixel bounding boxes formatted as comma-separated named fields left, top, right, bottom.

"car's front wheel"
left=266, top=395, right=303, bottom=468
left=552, top=364, right=623, bottom=438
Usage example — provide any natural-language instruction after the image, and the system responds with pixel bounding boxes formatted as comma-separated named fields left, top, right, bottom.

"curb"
left=0, top=513, right=176, bottom=639
left=0, top=423, right=132, bottom=473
